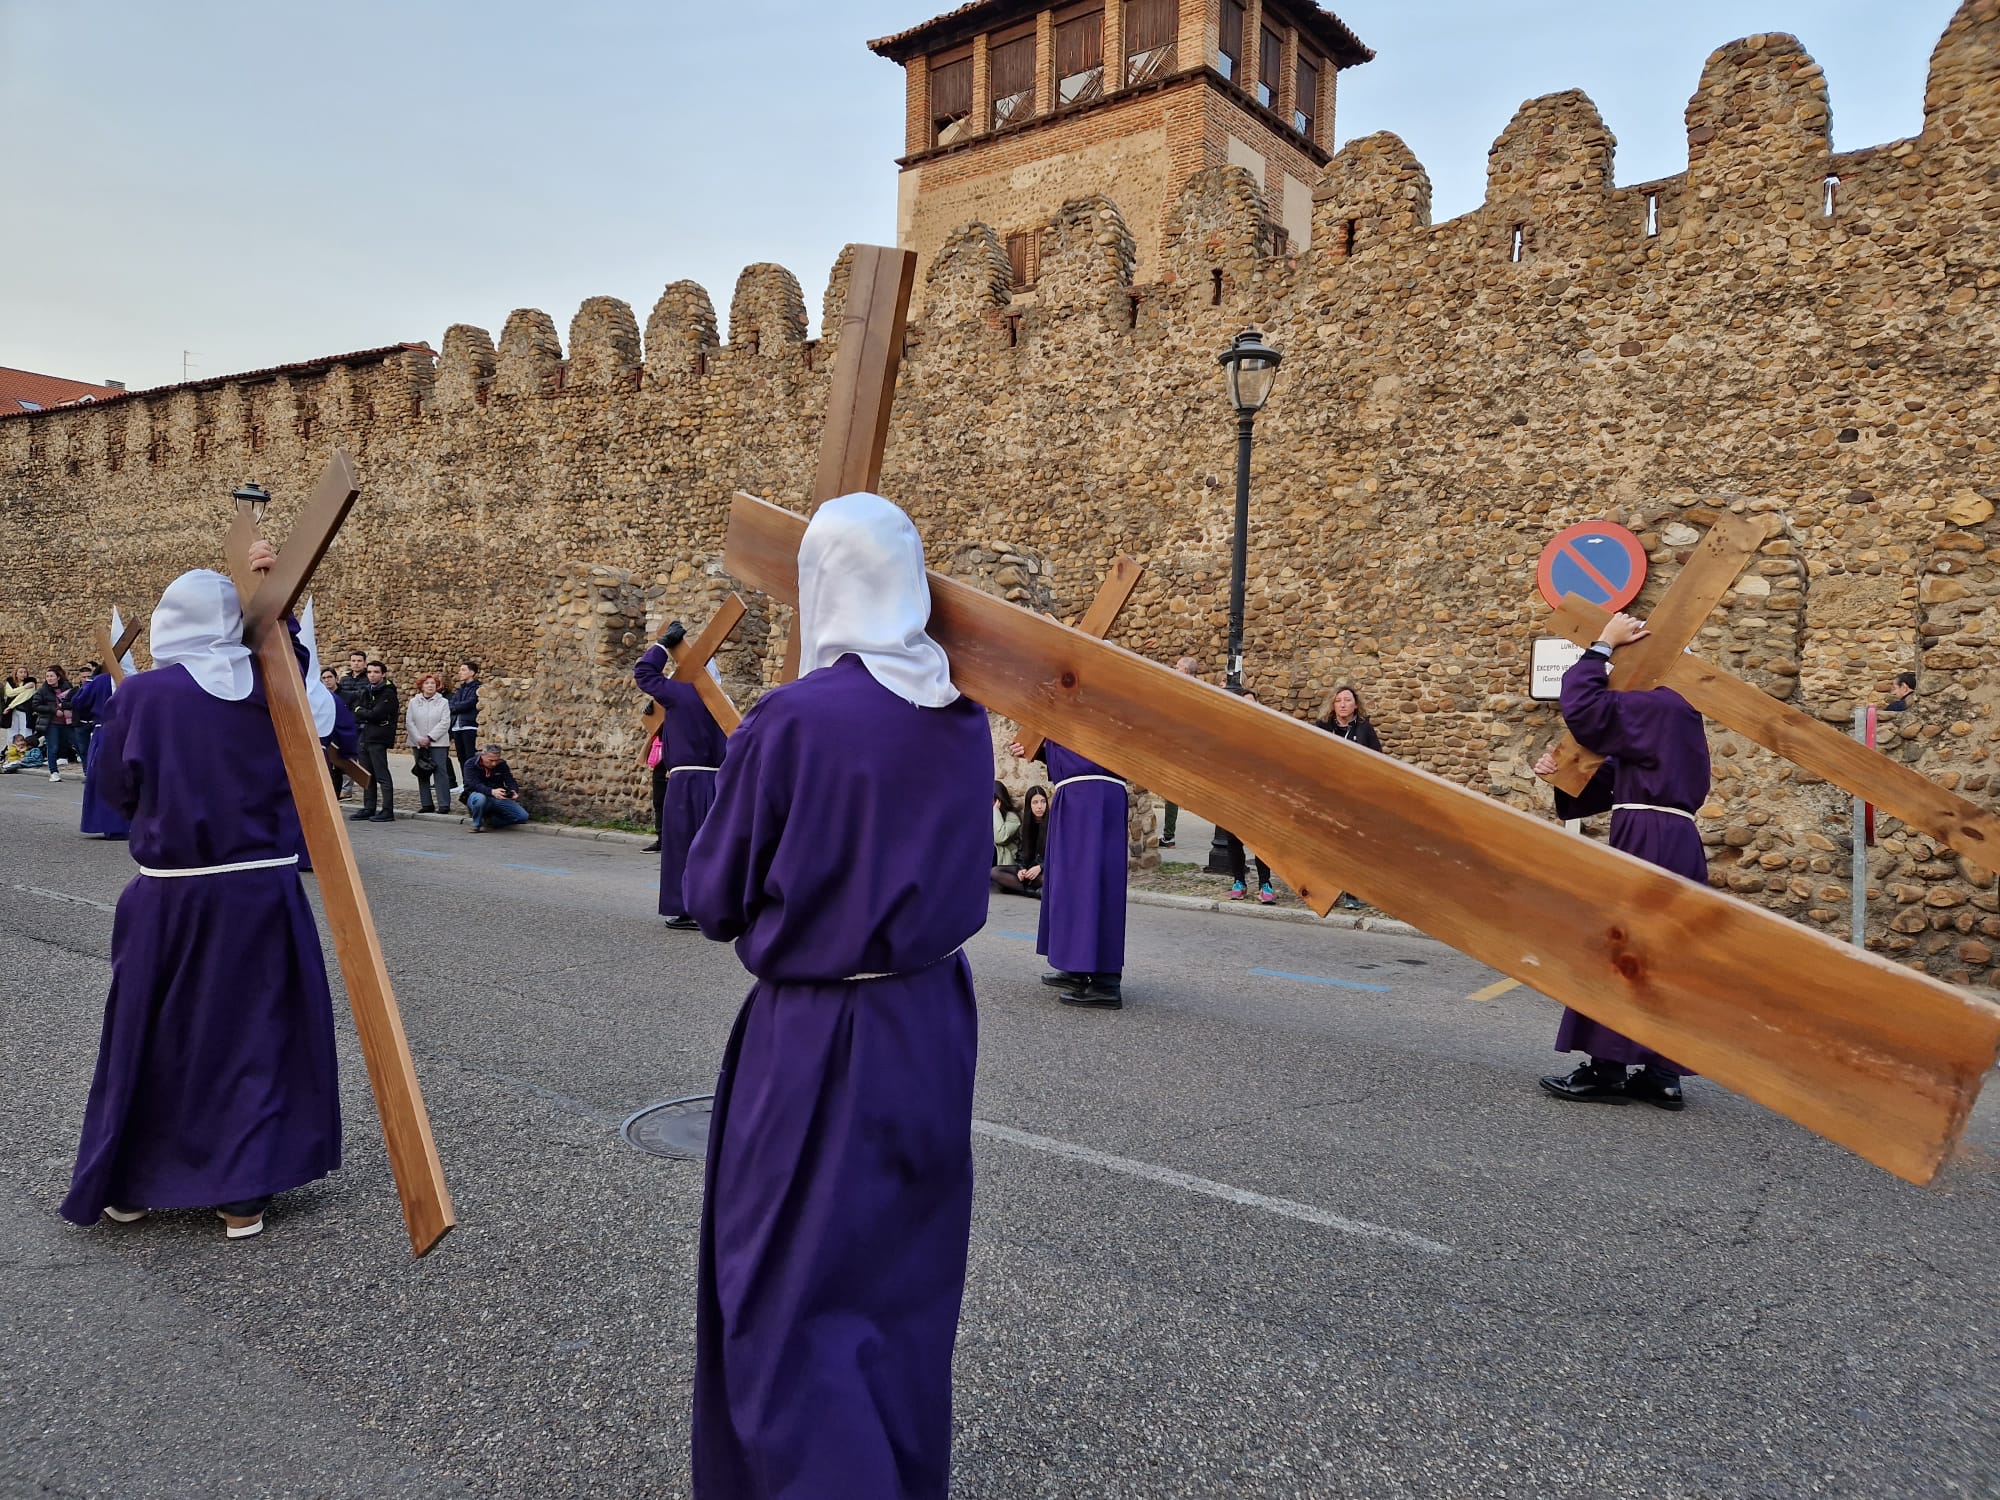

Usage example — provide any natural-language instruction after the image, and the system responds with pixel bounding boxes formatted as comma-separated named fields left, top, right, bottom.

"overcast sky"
left=0, top=0, right=1965, bottom=392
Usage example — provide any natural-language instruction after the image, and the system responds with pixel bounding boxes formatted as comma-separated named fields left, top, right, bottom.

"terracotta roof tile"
left=0, top=344, right=434, bottom=422
left=0, top=367, right=127, bottom=415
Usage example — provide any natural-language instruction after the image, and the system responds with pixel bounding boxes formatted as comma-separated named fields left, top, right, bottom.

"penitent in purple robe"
left=70, top=673, right=129, bottom=840
left=1036, top=739, right=1129, bottom=977
left=61, top=661, right=341, bottom=1225
left=1551, top=652, right=1712, bottom=1075
left=683, top=654, right=992, bottom=1500
left=633, top=643, right=728, bottom=919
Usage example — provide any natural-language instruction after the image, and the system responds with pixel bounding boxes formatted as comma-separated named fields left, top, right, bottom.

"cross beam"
left=222, top=453, right=453, bottom=1257
left=1014, top=556, right=1142, bottom=761
left=638, top=594, right=747, bottom=764
left=777, top=245, right=917, bottom=683
left=725, top=490, right=2000, bottom=1187
left=1546, top=513, right=1772, bottom=796
left=1546, top=594, right=2000, bottom=865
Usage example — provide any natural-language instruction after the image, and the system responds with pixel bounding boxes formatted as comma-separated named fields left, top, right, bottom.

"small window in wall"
left=1510, top=224, right=1527, bottom=262
left=1269, top=224, right=1290, bottom=257
left=1007, top=231, right=1037, bottom=290
left=1257, top=24, right=1282, bottom=108
left=1124, top=0, right=1177, bottom=86
left=990, top=33, right=1037, bottom=128
left=930, top=55, right=972, bottom=145
left=1055, top=9, right=1104, bottom=106
left=1823, top=174, right=1839, bottom=217
left=1218, top=0, right=1244, bottom=82
left=1294, top=51, right=1320, bottom=138
left=1645, top=192, right=1659, bottom=237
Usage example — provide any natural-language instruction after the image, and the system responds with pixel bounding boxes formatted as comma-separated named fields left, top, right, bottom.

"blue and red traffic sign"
left=1536, top=521, right=1648, bottom=613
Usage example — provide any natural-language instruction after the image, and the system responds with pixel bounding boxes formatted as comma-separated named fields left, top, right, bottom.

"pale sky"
left=0, top=0, right=1965, bottom=393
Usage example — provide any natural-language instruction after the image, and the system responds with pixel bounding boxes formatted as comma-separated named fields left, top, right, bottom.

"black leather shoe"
left=1062, top=977, right=1123, bottom=1009
left=643, top=837, right=662, bottom=853
left=1539, top=1062, right=1629, bottom=1103
left=1624, top=1068, right=1687, bottom=1111
left=664, top=914, right=701, bottom=931
left=371, top=811, right=396, bottom=822
left=1040, top=970, right=1088, bottom=992
left=349, top=808, right=375, bottom=821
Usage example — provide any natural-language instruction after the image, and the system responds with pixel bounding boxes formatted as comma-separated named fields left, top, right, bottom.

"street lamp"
left=1205, top=328, right=1281, bottom=876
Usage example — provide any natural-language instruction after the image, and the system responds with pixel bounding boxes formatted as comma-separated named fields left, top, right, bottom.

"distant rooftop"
left=0, top=344, right=434, bottom=421
left=868, top=0, right=1373, bottom=67
left=0, top=366, right=127, bottom=416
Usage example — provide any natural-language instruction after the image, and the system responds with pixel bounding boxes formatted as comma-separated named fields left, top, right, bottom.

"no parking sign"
left=1536, top=521, right=1648, bottom=613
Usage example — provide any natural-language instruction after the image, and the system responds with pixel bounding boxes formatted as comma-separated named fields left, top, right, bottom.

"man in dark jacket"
left=337, top=650, right=369, bottom=707
left=350, top=660, right=399, bottom=822
left=462, top=745, right=529, bottom=831
left=447, top=660, right=481, bottom=783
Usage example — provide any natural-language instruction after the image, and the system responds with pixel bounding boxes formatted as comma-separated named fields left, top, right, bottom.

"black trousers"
left=1223, top=832, right=1269, bottom=889
left=651, top=757, right=669, bottom=834
left=451, top=728, right=478, bottom=783
left=359, top=742, right=394, bottom=814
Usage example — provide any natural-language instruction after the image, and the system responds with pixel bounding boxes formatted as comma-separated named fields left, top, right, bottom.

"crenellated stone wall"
left=4, top=3, right=1999, bottom=978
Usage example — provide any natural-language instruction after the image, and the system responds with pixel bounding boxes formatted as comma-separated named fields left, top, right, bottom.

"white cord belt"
left=843, top=947, right=965, bottom=983
left=1052, top=774, right=1126, bottom=798
left=138, top=854, right=300, bottom=879
left=668, top=765, right=719, bottom=776
left=1612, top=803, right=1697, bottom=823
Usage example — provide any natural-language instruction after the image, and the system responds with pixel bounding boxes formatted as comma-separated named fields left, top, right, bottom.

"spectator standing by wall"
left=350, top=660, right=399, bottom=822
left=1884, top=671, right=1918, bottom=713
left=407, top=673, right=454, bottom=814
left=5, top=667, right=36, bottom=741
left=337, top=651, right=368, bottom=711
left=463, top=745, right=531, bottom=831
left=448, top=660, right=481, bottom=780
left=31, top=667, right=75, bottom=782
left=1319, top=683, right=1382, bottom=909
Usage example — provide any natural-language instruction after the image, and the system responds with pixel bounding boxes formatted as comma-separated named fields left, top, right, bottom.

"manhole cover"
left=621, top=1095, right=714, bottom=1161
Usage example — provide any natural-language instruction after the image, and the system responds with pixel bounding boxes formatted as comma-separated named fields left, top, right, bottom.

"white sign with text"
left=1530, top=638, right=1586, bottom=701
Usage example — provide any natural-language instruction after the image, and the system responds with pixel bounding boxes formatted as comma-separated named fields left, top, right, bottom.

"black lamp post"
left=1205, top=328, right=1281, bottom=876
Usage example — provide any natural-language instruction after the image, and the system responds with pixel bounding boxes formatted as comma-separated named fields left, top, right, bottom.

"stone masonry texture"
left=3, top=4, right=1998, bottom=980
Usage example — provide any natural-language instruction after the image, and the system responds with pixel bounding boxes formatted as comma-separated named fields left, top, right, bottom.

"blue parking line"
left=503, top=862, right=569, bottom=875
left=1250, top=967, right=1392, bottom=994
left=11, top=793, right=46, bottom=800
left=395, top=848, right=453, bottom=859
left=996, top=930, right=1037, bottom=940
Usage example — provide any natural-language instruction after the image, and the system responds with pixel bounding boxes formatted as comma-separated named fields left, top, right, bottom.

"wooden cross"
left=221, top=453, right=453, bottom=1257
left=635, top=593, right=748, bottom=767
left=775, top=246, right=918, bottom=684
left=718, top=258, right=2000, bottom=1187
left=1540, top=546, right=2000, bottom=868
left=95, top=609, right=143, bottom=686
left=1013, top=556, right=1142, bottom=761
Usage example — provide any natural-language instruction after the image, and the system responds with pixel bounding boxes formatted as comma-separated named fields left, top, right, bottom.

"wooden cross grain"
left=221, top=452, right=454, bottom=1257
left=1013, top=556, right=1142, bottom=762
left=1545, top=594, right=2000, bottom=867
left=636, top=594, right=748, bottom=767
left=96, top=610, right=143, bottom=686
left=776, top=245, right=918, bottom=683
left=1545, top=513, right=1772, bottom=796
left=726, top=490, right=2000, bottom=1187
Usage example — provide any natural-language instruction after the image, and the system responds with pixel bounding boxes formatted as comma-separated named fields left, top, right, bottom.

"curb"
left=388, top=808, right=652, bottom=847
left=1127, top=888, right=1426, bottom=940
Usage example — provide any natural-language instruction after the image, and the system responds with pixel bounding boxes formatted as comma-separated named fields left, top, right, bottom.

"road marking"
left=995, top=930, right=1037, bottom=940
left=1249, top=966, right=1392, bottom=994
left=972, top=1118, right=1453, bottom=1256
left=1467, top=977, right=1522, bottom=1003
left=503, top=862, right=569, bottom=875
left=11, top=883, right=116, bottom=913
left=394, top=848, right=454, bottom=859
left=11, top=793, right=47, bottom=800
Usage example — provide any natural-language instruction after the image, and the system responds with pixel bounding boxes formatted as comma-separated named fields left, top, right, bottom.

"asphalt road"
left=2, top=777, right=1994, bottom=1500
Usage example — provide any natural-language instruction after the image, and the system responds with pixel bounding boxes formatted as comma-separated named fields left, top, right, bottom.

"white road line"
left=971, top=1118, right=1454, bottom=1256
left=10, top=884, right=116, bottom=913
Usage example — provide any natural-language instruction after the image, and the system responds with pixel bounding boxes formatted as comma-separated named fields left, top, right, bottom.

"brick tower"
left=869, top=0, right=1372, bottom=288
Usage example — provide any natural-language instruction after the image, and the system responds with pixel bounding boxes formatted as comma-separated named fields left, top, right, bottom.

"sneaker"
left=469, top=822, right=485, bottom=832
left=218, top=1210, right=265, bottom=1240
left=1538, top=1061, right=1630, bottom=1103
left=1157, top=838, right=1176, bottom=850
left=1257, top=884, right=1277, bottom=905
left=102, top=1206, right=148, bottom=1224
left=643, top=837, right=662, bottom=853
left=49, top=771, right=61, bottom=783
left=1624, top=1068, right=1687, bottom=1112
left=1229, top=881, right=1247, bottom=901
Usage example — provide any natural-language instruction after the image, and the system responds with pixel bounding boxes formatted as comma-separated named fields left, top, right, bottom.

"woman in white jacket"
left=406, top=674, right=455, bottom=813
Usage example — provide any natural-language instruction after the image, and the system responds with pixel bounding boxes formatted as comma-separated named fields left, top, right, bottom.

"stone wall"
left=3, top=3, right=1998, bottom=978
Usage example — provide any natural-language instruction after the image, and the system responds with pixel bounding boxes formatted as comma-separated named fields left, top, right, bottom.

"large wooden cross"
left=1540, top=536, right=2000, bottom=867
left=95, top=610, right=142, bottom=687
left=221, top=453, right=453, bottom=1257
left=1014, top=556, right=1142, bottom=761
left=719, top=249, right=2000, bottom=1187
left=635, top=594, right=747, bottom=767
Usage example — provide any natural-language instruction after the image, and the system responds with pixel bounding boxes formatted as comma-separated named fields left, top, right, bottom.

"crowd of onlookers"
left=3, top=662, right=105, bottom=780
left=323, top=653, right=527, bottom=831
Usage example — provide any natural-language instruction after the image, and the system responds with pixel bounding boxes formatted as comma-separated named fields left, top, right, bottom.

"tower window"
left=1218, top=0, right=1244, bottom=82
left=929, top=54, right=971, bottom=145
left=1124, top=0, right=1178, bottom=86
left=1294, top=50, right=1320, bottom=138
left=1055, top=9, right=1104, bottom=105
left=989, top=33, right=1037, bottom=128
left=1510, top=225, right=1526, bottom=263
left=1645, top=192, right=1659, bottom=237
left=1007, top=231, right=1037, bottom=291
left=1823, top=174, right=1839, bottom=218
left=1257, top=24, right=1282, bottom=108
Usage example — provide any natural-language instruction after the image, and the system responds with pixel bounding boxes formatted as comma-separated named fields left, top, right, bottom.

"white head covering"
left=299, top=597, right=338, bottom=737
left=108, top=607, right=136, bottom=679
left=797, top=493, right=957, bottom=708
left=148, top=569, right=256, bottom=702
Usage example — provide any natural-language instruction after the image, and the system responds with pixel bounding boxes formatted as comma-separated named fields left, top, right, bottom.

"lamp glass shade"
left=1220, top=331, right=1281, bottom=416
